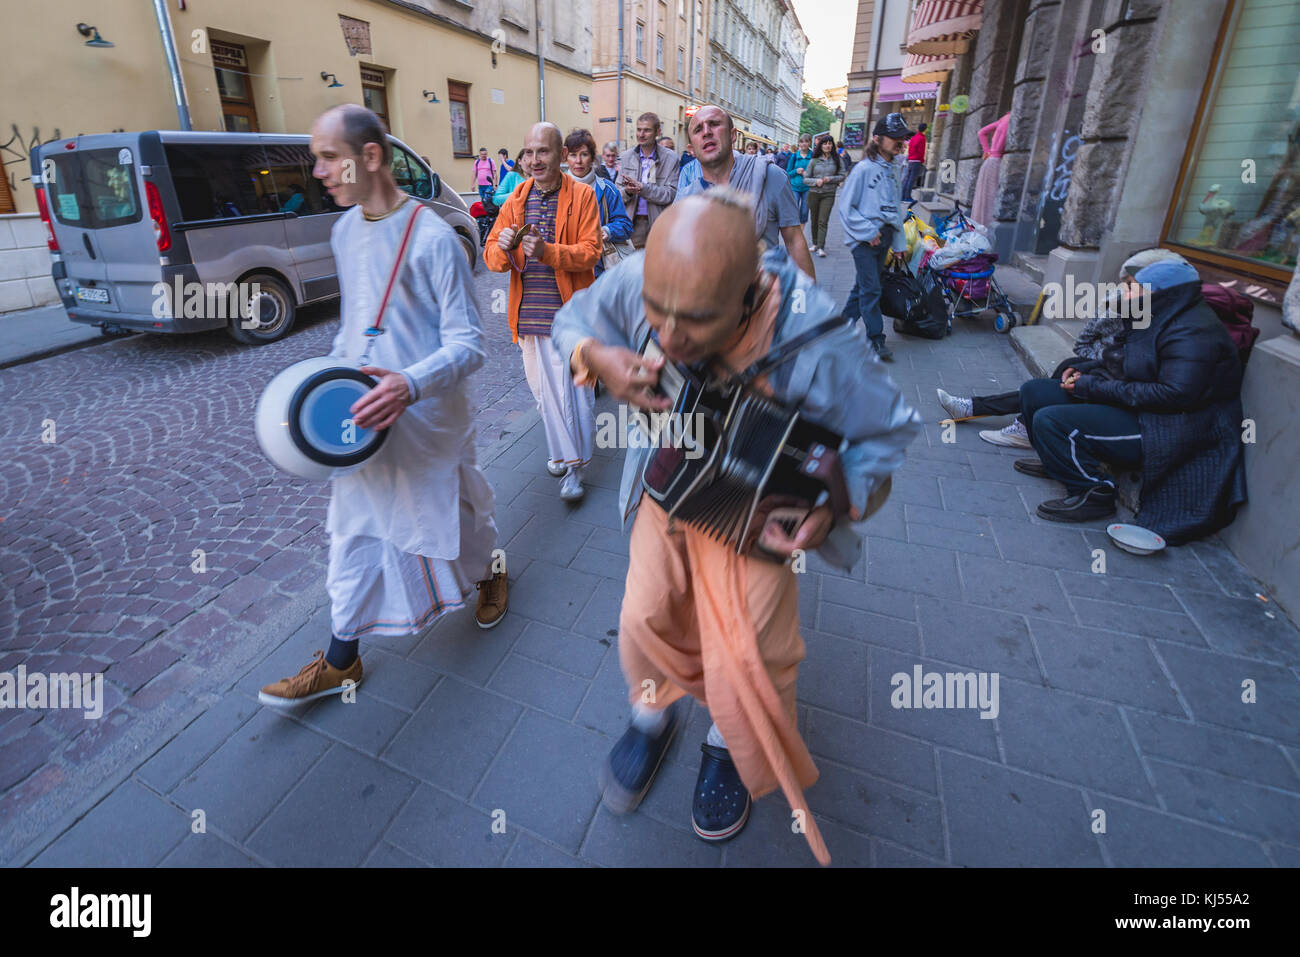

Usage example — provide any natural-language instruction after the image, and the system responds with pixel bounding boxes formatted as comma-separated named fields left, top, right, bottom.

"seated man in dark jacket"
left=1016, top=260, right=1247, bottom=539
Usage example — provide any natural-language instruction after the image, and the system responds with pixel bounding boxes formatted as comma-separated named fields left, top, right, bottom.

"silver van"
left=32, top=131, right=478, bottom=344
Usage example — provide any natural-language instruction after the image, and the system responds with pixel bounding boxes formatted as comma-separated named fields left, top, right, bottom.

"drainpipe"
left=152, top=0, right=192, bottom=130
left=865, top=0, right=888, bottom=133
left=535, top=0, right=546, bottom=120
left=617, top=0, right=625, bottom=148
left=687, top=0, right=697, bottom=120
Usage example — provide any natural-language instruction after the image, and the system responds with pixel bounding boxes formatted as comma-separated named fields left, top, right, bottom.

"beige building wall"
left=1, top=0, right=594, bottom=217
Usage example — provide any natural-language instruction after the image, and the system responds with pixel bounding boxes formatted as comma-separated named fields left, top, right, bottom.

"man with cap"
left=838, top=112, right=914, bottom=362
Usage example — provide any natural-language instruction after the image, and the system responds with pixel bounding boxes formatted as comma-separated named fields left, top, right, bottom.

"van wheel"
left=458, top=231, right=478, bottom=273
left=227, top=274, right=296, bottom=345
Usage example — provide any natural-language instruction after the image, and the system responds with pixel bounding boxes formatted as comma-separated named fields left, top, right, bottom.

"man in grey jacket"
left=838, top=112, right=913, bottom=361
left=618, top=112, right=679, bottom=248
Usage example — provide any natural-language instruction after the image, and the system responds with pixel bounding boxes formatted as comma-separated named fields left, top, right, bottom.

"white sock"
left=631, top=702, right=669, bottom=734
left=706, top=722, right=727, bottom=749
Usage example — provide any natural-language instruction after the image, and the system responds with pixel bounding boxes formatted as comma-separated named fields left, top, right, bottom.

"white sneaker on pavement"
left=546, top=459, right=566, bottom=477
left=936, top=388, right=974, bottom=420
left=560, top=466, right=585, bottom=502
left=816, top=247, right=826, bottom=258
left=979, top=419, right=1032, bottom=449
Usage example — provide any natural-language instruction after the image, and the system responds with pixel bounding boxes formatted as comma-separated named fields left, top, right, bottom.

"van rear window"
left=47, top=148, right=142, bottom=229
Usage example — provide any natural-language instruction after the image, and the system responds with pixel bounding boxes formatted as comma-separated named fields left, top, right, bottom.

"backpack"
left=1200, top=283, right=1259, bottom=367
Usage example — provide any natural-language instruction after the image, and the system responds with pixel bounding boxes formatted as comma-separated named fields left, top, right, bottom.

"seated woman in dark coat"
left=1014, top=260, right=1246, bottom=540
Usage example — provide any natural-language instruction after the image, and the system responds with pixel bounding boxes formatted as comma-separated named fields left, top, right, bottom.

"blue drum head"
left=288, top=368, right=388, bottom=466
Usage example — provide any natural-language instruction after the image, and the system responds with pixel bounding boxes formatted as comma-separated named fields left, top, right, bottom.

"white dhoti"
left=327, top=460, right=498, bottom=639
left=520, top=334, right=595, bottom=471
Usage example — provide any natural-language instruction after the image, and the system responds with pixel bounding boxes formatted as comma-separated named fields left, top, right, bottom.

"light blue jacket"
left=551, top=246, right=922, bottom=569
left=786, top=149, right=813, bottom=193
left=837, top=154, right=908, bottom=252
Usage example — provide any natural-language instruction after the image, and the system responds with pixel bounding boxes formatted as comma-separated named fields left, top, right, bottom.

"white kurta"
left=325, top=198, right=497, bottom=638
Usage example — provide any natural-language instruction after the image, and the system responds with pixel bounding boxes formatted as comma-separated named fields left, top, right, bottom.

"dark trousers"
left=901, top=161, right=925, bottom=200
left=843, top=234, right=891, bottom=346
left=477, top=184, right=493, bottom=206
left=1020, top=378, right=1143, bottom=493
left=807, top=190, right=836, bottom=249
left=972, top=357, right=1081, bottom=417
left=631, top=214, right=651, bottom=249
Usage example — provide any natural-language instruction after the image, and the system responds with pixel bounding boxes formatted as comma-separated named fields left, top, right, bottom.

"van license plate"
left=75, top=286, right=110, bottom=304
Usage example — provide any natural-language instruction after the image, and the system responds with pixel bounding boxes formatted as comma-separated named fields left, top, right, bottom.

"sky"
left=790, top=0, right=857, bottom=97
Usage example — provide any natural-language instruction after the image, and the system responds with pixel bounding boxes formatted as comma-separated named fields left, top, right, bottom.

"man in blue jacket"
left=837, top=113, right=913, bottom=361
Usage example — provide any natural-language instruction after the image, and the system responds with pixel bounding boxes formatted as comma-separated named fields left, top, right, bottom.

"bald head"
left=688, top=105, right=735, bottom=170
left=522, top=122, right=566, bottom=189
left=319, top=103, right=392, bottom=166
left=642, top=191, right=759, bottom=364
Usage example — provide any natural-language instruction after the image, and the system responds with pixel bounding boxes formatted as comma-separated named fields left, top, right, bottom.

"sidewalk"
left=0, top=303, right=103, bottom=369
left=11, top=214, right=1300, bottom=868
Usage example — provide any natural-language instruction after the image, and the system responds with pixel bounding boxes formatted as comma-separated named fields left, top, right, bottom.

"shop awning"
left=901, top=52, right=958, bottom=84
left=877, top=75, right=939, bottom=101
left=906, top=0, right=984, bottom=55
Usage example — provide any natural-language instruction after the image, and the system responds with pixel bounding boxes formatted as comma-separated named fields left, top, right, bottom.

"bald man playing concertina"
left=551, top=189, right=922, bottom=863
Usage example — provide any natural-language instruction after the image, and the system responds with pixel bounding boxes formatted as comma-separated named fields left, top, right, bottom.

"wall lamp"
left=77, top=23, right=114, bottom=48
left=422, top=90, right=441, bottom=103
left=321, top=72, right=343, bottom=88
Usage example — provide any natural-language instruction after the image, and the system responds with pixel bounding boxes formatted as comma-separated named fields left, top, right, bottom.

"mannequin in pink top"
left=971, top=112, right=1010, bottom=227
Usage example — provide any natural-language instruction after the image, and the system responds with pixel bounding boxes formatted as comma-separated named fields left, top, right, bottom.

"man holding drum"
left=551, top=190, right=921, bottom=862
left=258, top=104, right=508, bottom=708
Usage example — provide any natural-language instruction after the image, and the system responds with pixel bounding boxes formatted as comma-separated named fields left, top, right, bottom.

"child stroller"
left=921, top=202, right=1019, bottom=333
left=470, top=197, right=499, bottom=248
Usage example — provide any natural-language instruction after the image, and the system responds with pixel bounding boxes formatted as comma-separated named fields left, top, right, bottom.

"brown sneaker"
left=475, top=571, right=508, bottom=629
left=258, top=650, right=362, bottom=707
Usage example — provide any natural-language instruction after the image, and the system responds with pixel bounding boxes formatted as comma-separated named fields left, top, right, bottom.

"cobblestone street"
left=2, top=217, right=1299, bottom=868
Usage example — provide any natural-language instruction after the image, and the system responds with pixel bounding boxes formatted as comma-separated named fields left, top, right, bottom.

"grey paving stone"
left=30, top=780, right=189, bottom=867
left=866, top=536, right=959, bottom=599
left=820, top=576, right=917, bottom=621
left=1079, top=530, right=1221, bottom=591
left=817, top=603, right=921, bottom=653
left=245, top=744, right=416, bottom=866
left=513, top=621, right=609, bottom=679
left=916, top=597, right=1043, bottom=681
left=385, top=784, right=510, bottom=866
left=1125, top=711, right=1299, bottom=792
left=568, top=545, right=632, bottom=582
left=940, top=477, right=1034, bottom=520
left=939, top=751, right=1103, bottom=866
left=800, top=630, right=870, bottom=718
left=1175, top=589, right=1300, bottom=666
left=159, top=833, right=260, bottom=867
left=1152, top=642, right=1300, bottom=745
left=1097, top=801, right=1272, bottom=867
left=637, top=744, right=704, bottom=830
left=353, top=649, right=440, bottom=711
left=489, top=502, right=532, bottom=547
left=958, top=552, right=1076, bottom=623
left=474, top=710, right=607, bottom=852
left=1029, top=621, right=1184, bottom=714
left=884, top=469, right=943, bottom=508
left=989, top=518, right=1094, bottom=571
left=1188, top=540, right=1262, bottom=599
left=720, top=797, right=872, bottom=867
left=171, top=708, right=332, bottom=842
left=582, top=804, right=722, bottom=867
left=574, top=642, right=632, bottom=738
left=488, top=657, right=590, bottom=720
left=383, top=678, right=521, bottom=796
left=295, top=691, right=412, bottom=757
left=874, top=840, right=950, bottom=866
left=805, top=706, right=937, bottom=793
left=1147, top=759, right=1300, bottom=846
left=505, top=512, right=595, bottom=566
left=363, top=841, right=427, bottom=867
left=136, top=693, right=259, bottom=795
left=798, top=571, right=822, bottom=629
left=905, top=503, right=993, bottom=536
left=571, top=576, right=625, bottom=642
left=1054, top=570, right=1185, bottom=613
left=996, top=680, right=1157, bottom=803
left=867, top=647, right=1002, bottom=760
left=807, top=538, right=867, bottom=580
left=584, top=524, right=631, bottom=556
left=505, top=831, right=586, bottom=867
left=409, top=605, right=524, bottom=685
left=506, top=560, right=601, bottom=630
left=964, top=447, right=1052, bottom=486
left=908, top=520, right=999, bottom=557
left=899, top=455, right=977, bottom=481
left=861, top=500, right=909, bottom=542
left=1069, top=597, right=1206, bottom=646
left=1270, top=843, right=1300, bottom=867
left=811, top=760, right=945, bottom=857
left=665, top=699, right=715, bottom=770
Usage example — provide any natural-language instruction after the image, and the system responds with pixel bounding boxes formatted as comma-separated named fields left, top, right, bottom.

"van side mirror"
left=430, top=171, right=442, bottom=199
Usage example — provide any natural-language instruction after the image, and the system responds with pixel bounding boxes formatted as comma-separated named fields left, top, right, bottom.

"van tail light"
left=145, top=181, right=171, bottom=252
left=33, top=187, right=60, bottom=252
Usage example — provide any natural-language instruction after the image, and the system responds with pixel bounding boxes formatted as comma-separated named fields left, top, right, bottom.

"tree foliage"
left=799, top=94, right=835, bottom=138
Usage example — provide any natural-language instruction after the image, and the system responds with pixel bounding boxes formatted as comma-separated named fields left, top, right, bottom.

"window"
left=211, top=40, right=259, bottom=133
left=391, top=146, right=433, bottom=199
left=262, top=144, right=340, bottom=216
left=447, top=80, right=472, bottom=157
left=47, top=148, right=143, bottom=228
left=1164, top=0, right=1300, bottom=279
left=361, top=67, right=389, bottom=133
left=656, top=34, right=664, bottom=71
left=636, top=22, right=645, bottom=61
left=0, top=168, right=13, bottom=215
left=678, top=48, right=684, bottom=81
left=163, top=144, right=273, bottom=220
left=678, top=0, right=685, bottom=16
